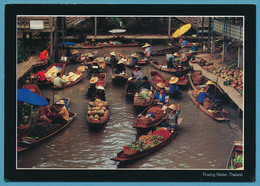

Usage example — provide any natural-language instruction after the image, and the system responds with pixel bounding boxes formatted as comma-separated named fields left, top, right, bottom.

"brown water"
left=17, top=45, right=243, bottom=169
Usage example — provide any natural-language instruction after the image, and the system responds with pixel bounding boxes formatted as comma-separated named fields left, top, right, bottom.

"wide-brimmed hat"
left=91, top=39, right=95, bottom=42
left=134, top=65, right=140, bottom=69
left=177, top=65, right=183, bottom=69
left=110, top=51, right=116, bottom=56
left=89, top=77, right=98, bottom=84
left=173, top=52, right=179, bottom=56
left=128, top=77, right=133, bottom=81
left=142, top=43, right=151, bottom=48
left=131, top=53, right=138, bottom=58
left=97, top=86, right=105, bottom=90
left=206, top=80, right=215, bottom=85
left=156, top=82, right=165, bottom=89
left=169, top=77, right=179, bottom=84
left=140, top=90, right=149, bottom=94
left=180, top=56, right=187, bottom=62
left=190, top=57, right=198, bottom=63
left=72, top=50, right=79, bottom=55
left=56, top=100, right=65, bottom=105
left=168, top=104, right=177, bottom=110
left=117, top=60, right=124, bottom=64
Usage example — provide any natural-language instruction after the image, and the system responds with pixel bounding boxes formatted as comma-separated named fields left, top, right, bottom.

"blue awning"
left=17, top=89, right=48, bottom=106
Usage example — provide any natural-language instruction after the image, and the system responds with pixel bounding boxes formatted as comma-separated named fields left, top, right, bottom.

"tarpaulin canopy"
left=172, top=24, right=191, bottom=38
left=17, top=89, right=48, bottom=106
left=60, top=42, right=77, bottom=46
left=109, top=29, right=126, bottom=34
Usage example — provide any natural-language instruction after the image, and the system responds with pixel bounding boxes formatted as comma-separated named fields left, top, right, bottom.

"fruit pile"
left=210, top=63, right=243, bottom=95
left=229, top=155, right=243, bottom=169
left=147, top=106, right=164, bottom=119
left=137, top=106, right=164, bottom=123
left=134, top=90, right=152, bottom=104
left=123, top=127, right=172, bottom=155
left=87, top=99, right=109, bottom=123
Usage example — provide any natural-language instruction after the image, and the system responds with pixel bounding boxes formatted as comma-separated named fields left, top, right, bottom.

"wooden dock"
left=17, top=55, right=48, bottom=79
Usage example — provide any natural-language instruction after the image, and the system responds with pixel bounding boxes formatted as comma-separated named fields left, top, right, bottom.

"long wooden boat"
left=149, top=61, right=178, bottom=73
left=17, top=112, right=77, bottom=152
left=65, top=43, right=104, bottom=49
left=111, top=121, right=183, bottom=162
left=33, top=63, right=66, bottom=86
left=22, top=84, right=41, bottom=96
left=95, top=73, right=106, bottom=87
left=112, top=73, right=129, bottom=84
left=17, top=104, right=33, bottom=141
left=149, top=70, right=170, bottom=94
left=52, top=70, right=86, bottom=89
left=104, top=42, right=140, bottom=47
left=188, top=90, right=229, bottom=121
left=226, top=141, right=243, bottom=169
left=150, top=45, right=181, bottom=56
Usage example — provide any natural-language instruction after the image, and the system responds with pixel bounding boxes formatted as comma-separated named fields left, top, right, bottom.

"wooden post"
left=168, top=17, right=171, bottom=37
left=49, top=32, right=53, bottom=60
left=208, top=17, right=212, bottom=50
left=94, top=17, right=97, bottom=37
left=201, top=17, right=204, bottom=49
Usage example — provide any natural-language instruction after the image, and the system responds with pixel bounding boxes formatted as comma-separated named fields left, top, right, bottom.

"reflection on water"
left=18, top=45, right=242, bottom=169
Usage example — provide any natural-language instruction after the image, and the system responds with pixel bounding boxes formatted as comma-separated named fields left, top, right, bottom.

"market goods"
left=87, top=99, right=109, bottom=125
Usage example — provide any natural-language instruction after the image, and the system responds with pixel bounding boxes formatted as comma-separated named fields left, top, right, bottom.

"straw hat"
left=56, top=100, right=65, bottom=105
left=169, top=77, right=179, bottom=84
left=180, top=56, right=187, bottom=62
left=89, top=77, right=98, bottom=84
left=91, top=39, right=95, bottom=42
left=168, top=104, right=177, bottom=110
left=131, top=53, right=138, bottom=58
left=97, top=86, right=105, bottom=90
left=110, top=51, right=116, bottom=56
left=117, top=60, right=124, bottom=64
left=72, top=50, right=78, bottom=55
left=156, top=82, right=165, bottom=89
left=142, top=43, right=151, bottom=48
left=141, top=90, right=148, bottom=94
left=206, top=80, right=215, bottom=85
left=173, top=52, right=179, bottom=57
left=177, top=65, right=183, bottom=69
left=128, top=77, right=133, bottom=81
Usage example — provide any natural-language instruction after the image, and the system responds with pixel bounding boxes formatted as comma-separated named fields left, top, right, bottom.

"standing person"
left=169, top=77, right=179, bottom=95
left=87, top=77, right=98, bottom=100
left=142, top=43, right=151, bottom=59
left=95, top=86, right=106, bottom=101
left=130, top=53, right=138, bottom=67
left=110, top=51, right=118, bottom=70
left=132, top=65, right=142, bottom=80
left=115, top=60, right=126, bottom=74
left=166, top=52, right=178, bottom=69
left=155, top=88, right=166, bottom=105
left=34, top=69, right=47, bottom=83
left=52, top=100, right=69, bottom=125
left=39, top=98, right=53, bottom=123
left=52, top=73, right=66, bottom=88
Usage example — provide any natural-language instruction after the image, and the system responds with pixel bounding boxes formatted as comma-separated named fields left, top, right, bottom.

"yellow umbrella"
left=172, top=24, right=192, bottom=38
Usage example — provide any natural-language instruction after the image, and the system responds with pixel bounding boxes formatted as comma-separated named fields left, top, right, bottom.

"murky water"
left=17, top=45, right=243, bottom=169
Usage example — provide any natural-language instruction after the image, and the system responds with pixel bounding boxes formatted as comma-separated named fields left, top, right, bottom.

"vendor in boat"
left=142, top=43, right=152, bottom=59
left=52, top=72, right=67, bottom=88
left=52, top=100, right=69, bottom=125
left=110, top=51, right=118, bottom=69
left=205, top=80, right=222, bottom=99
left=196, top=87, right=214, bottom=106
left=169, top=77, right=179, bottom=95
left=167, top=104, right=181, bottom=128
left=174, top=66, right=186, bottom=80
left=89, top=61, right=103, bottom=75
left=140, top=76, right=151, bottom=90
left=71, top=50, right=79, bottom=62
left=166, top=52, right=178, bottom=69
left=87, top=77, right=98, bottom=100
left=190, top=43, right=198, bottom=52
left=130, top=53, right=138, bottom=67
left=88, top=53, right=94, bottom=62
left=33, top=68, right=47, bottom=83
left=39, top=97, right=53, bottom=123
left=180, top=55, right=188, bottom=67
left=115, top=60, right=126, bottom=74
left=132, top=65, right=142, bottom=80
left=91, top=38, right=96, bottom=46
left=155, top=88, right=166, bottom=105
left=94, top=86, right=106, bottom=101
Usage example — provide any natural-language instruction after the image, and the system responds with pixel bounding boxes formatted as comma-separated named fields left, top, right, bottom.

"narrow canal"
left=17, top=45, right=243, bottom=169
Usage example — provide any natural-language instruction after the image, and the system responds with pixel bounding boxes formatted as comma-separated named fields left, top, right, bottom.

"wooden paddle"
left=215, top=103, right=232, bottom=129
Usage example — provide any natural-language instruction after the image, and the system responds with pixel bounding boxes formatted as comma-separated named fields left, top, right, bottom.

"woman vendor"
left=94, top=86, right=106, bottom=101
left=87, top=77, right=98, bottom=100
left=155, top=88, right=166, bottom=105
left=130, top=53, right=138, bottom=67
left=52, top=100, right=70, bottom=125
left=132, top=65, right=142, bottom=80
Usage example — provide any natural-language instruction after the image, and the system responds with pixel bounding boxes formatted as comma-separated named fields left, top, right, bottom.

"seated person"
left=140, top=76, right=151, bottom=90
left=52, top=100, right=69, bottom=125
left=87, top=77, right=98, bottom=100
left=39, top=49, right=48, bottom=61
left=142, top=43, right=151, bottom=59
left=167, top=104, right=181, bottom=128
left=190, top=44, right=197, bottom=52
left=52, top=72, right=67, bottom=88
left=155, top=88, right=166, bottom=105
left=94, top=86, right=106, bottom=101
left=34, top=69, right=47, bottom=82
left=39, top=98, right=53, bottom=123
left=196, top=87, right=214, bottom=106
left=169, top=77, right=179, bottom=94
left=110, top=51, right=118, bottom=68
left=89, top=61, right=102, bottom=75
left=115, top=60, right=126, bottom=74
left=132, top=65, right=142, bottom=80
left=130, top=53, right=138, bottom=67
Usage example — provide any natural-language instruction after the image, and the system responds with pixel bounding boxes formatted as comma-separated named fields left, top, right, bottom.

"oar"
left=216, top=105, right=232, bottom=129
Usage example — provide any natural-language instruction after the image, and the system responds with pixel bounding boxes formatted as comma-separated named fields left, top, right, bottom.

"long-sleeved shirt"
left=36, top=71, right=47, bottom=81
left=52, top=77, right=66, bottom=87
left=59, top=106, right=69, bottom=121
left=132, top=70, right=142, bottom=80
left=169, top=84, right=179, bottom=94
left=196, top=92, right=213, bottom=102
left=155, top=92, right=166, bottom=104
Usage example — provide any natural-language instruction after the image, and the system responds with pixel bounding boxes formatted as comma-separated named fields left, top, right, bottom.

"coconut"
left=94, top=114, right=100, bottom=119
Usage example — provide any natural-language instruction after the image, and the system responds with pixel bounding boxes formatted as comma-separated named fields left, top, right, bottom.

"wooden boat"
left=150, top=45, right=181, bottom=56
left=17, top=104, right=33, bottom=141
left=32, top=63, right=66, bottom=86
left=117, top=53, right=132, bottom=67
left=133, top=89, right=155, bottom=108
left=17, top=112, right=77, bottom=152
left=104, top=42, right=140, bottom=47
left=112, top=73, right=129, bottom=84
left=226, top=141, right=243, bottom=169
left=22, top=84, right=41, bottom=96
left=175, top=77, right=188, bottom=86
left=149, top=70, right=170, bottom=94
left=111, top=121, right=183, bottom=162
left=86, top=99, right=109, bottom=127
left=188, top=90, right=229, bottom=121
left=95, top=73, right=106, bottom=87
left=52, top=70, right=86, bottom=89
left=149, top=61, right=178, bottom=73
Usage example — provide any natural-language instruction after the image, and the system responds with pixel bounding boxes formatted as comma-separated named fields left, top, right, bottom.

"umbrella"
left=109, top=29, right=126, bottom=34
left=17, top=89, right=48, bottom=106
left=59, top=42, right=77, bottom=46
left=172, top=24, right=192, bottom=38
